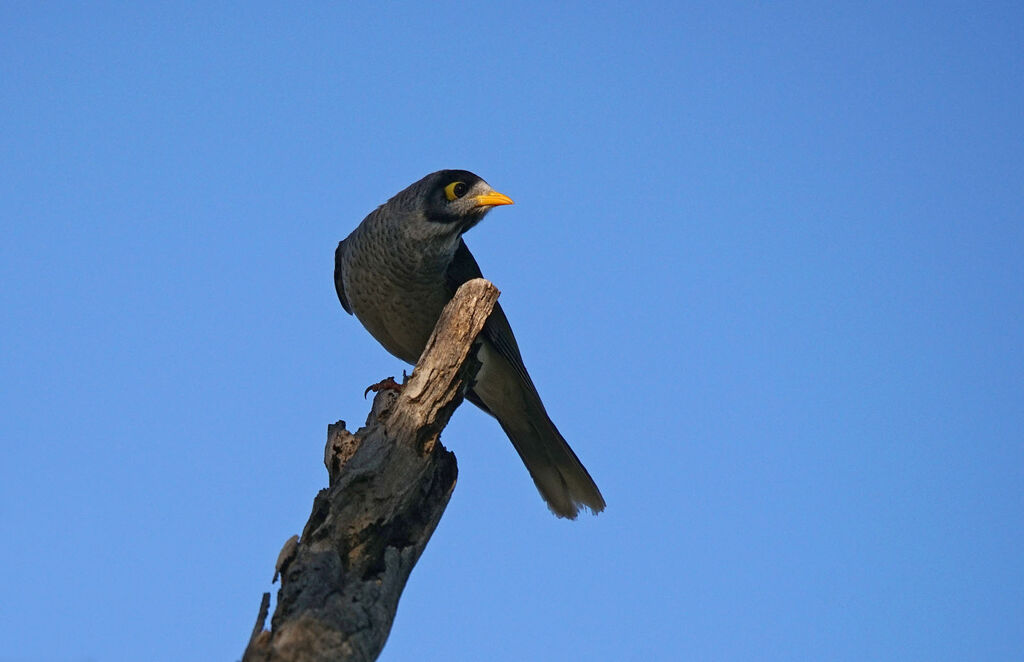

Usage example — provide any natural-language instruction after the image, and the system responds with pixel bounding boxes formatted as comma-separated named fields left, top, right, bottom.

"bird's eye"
left=444, top=181, right=468, bottom=201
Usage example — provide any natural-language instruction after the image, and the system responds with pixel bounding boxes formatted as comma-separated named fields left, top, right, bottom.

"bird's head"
left=398, top=169, right=514, bottom=235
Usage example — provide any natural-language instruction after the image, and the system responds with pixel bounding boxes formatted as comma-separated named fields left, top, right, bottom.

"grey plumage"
left=334, top=169, right=605, bottom=519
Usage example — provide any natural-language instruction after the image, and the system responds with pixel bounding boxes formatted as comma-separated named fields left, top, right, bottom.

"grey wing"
left=446, top=240, right=540, bottom=401
left=334, top=239, right=352, bottom=314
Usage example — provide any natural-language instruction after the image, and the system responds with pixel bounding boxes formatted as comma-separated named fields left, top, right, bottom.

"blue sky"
left=2, top=3, right=1022, bottom=661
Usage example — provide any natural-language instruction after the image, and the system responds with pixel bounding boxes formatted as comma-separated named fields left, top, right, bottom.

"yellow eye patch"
left=444, top=181, right=468, bottom=201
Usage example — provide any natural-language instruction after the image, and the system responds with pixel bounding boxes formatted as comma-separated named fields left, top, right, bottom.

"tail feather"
left=469, top=341, right=605, bottom=519
left=499, top=410, right=606, bottom=519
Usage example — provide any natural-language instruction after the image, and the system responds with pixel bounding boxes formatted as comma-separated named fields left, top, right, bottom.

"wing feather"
left=334, top=239, right=352, bottom=314
left=446, top=239, right=538, bottom=393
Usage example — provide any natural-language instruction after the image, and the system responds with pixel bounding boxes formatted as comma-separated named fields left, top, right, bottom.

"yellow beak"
left=473, top=190, right=514, bottom=207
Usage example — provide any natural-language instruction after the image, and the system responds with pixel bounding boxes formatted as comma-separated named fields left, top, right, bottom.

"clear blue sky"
left=2, top=3, right=1021, bottom=661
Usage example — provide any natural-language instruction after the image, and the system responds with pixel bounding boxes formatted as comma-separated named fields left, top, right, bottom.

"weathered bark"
left=242, top=278, right=500, bottom=662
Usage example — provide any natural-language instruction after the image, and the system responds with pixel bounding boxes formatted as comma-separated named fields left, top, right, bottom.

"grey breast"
left=341, top=216, right=456, bottom=364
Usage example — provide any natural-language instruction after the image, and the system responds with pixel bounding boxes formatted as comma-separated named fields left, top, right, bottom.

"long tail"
left=469, top=342, right=605, bottom=519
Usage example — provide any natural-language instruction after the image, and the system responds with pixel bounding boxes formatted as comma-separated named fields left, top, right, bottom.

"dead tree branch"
left=242, top=278, right=500, bottom=662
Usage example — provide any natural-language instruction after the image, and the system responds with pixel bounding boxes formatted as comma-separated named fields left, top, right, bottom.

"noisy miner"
left=334, top=169, right=605, bottom=519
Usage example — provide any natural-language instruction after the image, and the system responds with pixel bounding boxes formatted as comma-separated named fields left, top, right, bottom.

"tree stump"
left=242, top=278, right=500, bottom=662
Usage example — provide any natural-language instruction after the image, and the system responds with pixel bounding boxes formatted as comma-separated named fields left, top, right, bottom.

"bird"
left=334, top=169, right=605, bottom=519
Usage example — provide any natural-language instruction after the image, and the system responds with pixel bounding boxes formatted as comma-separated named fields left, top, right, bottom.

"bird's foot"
left=364, top=376, right=404, bottom=399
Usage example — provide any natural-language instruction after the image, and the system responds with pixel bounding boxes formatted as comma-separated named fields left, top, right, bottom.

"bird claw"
left=364, top=376, right=404, bottom=399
